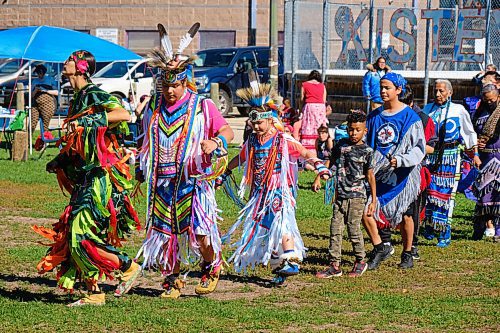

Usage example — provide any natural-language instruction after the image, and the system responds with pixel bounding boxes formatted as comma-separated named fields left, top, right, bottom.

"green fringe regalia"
left=33, top=83, right=141, bottom=291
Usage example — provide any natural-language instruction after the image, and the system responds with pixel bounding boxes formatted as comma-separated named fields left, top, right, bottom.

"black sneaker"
left=367, top=244, right=394, bottom=270
left=398, top=252, right=414, bottom=269
left=411, top=246, right=420, bottom=260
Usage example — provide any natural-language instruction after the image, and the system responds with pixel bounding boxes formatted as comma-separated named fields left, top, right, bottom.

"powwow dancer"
left=33, top=50, right=142, bottom=306
left=363, top=73, right=426, bottom=270
left=135, top=23, right=234, bottom=298
left=472, top=84, right=500, bottom=241
left=218, top=82, right=331, bottom=286
left=374, top=85, right=437, bottom=261
left=423, top=79, right=479, bottom=247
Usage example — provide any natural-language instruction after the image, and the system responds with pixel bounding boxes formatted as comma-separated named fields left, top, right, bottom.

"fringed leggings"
left=426, top=148, right=461, bottom=231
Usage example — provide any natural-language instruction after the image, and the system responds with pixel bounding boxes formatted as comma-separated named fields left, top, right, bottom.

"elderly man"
left=471, top=84, right=500, bottom=241
left=423, top=79, right=480, bottom=247
left=135, top=23, right=234, bottom=298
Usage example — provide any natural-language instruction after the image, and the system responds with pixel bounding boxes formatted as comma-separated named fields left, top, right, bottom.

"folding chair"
left=37, top=117, right=62, bottom=159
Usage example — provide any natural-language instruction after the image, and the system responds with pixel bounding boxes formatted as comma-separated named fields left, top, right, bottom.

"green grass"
left=0, top=147, right=498, bottom=332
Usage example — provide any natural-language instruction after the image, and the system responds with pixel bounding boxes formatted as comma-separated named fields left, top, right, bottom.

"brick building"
left=0, top=0, right=285, bottom=55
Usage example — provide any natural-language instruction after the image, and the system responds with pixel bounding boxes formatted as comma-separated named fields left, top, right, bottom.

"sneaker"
left=398, top=252, right=414, bottom=269
left=484, top=228, right=495, bottom=237
left=348, top=261, right=368, bottom=277
left=160, top=275, right=184, bottom=299
left=114, top=261, right=142, bottom=297
left=195, top=262, right=221, bottom=295
left=67, top=293, right=105, bottom=307
left=411, top=246, right=420, bottom=260
left=271, top=274, right=287, bottom=287
left=315, top=263, right=342, bottom=279
left=367, top=244, right=394, bottom=270
left=275, top=259, right=300, bottom=276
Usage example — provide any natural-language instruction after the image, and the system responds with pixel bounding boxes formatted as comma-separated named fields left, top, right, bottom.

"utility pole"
left=269, top=0, right=279, bottom=91
left=423, top=0, right=431, bottom=106
left=484, top=0, right=492, bottom=68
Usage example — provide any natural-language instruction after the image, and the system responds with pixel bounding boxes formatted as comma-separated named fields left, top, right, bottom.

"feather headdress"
left=148, top=22, right=200, bottom=89
left=236, top=70, right=280, bottom=122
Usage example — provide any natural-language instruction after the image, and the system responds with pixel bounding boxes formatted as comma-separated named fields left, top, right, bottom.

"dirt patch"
left=2, top=215, right=56, bottom=226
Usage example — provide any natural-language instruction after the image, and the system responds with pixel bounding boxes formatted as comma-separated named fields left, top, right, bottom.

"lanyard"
left=434, top=99, right=451, bottom=138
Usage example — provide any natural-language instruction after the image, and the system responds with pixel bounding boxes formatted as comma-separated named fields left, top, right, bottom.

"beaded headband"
left=249, top=109, right=274, bottom=122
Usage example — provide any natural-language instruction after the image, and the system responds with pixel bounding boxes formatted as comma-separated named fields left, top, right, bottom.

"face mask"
left=488, top=101, right=498, bottom=111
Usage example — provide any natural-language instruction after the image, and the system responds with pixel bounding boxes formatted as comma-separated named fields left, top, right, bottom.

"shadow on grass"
left=128, top=286, right=162, bottom=297
left=220, top=273, right=274, bottom=288
left=0, top=287, right=69, bottom=304
left=0, top=141, right=12, bottom=160
left=0, top=273, right=58, bottom=288
left=125, top=273, right=277, bottom=297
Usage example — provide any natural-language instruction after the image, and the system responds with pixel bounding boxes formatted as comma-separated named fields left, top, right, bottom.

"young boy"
left=314, top=110, right=377, bottom=278
left=219, top=83, right=331, bottom=286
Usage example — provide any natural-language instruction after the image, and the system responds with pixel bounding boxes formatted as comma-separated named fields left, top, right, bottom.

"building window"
left=278, top=31, right=284, bottom=46
left=199, top=30, right=236, bottom=50
left=127, top=30, right=159, bottom=55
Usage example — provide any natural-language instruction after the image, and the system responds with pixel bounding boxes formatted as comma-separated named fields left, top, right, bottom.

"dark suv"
left=193, top=46, right=284, bottom=115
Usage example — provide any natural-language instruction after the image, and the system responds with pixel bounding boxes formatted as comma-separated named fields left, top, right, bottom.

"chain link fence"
left=285, top=0, right=498, bottom=74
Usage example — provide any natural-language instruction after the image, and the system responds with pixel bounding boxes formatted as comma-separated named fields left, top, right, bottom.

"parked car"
left=60, top=59, right=157, bottom=109
left=0, top=59, right=110, bottom=112
left=193, top=46, right=285, bottom=116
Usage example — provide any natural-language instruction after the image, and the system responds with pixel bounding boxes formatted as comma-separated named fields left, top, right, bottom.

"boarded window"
left=127, top=30, right=160, bottom=55
left=199, top=30, right=236, bottom=50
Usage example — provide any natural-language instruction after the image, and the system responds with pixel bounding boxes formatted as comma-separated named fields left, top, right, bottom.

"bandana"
left=381, top=72, right=407, bottom=94
left=69, top=51, right=90, bottom=76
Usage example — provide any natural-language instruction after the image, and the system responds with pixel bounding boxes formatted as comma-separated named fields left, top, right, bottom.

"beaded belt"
left=480, top=148, right=500, bottom=153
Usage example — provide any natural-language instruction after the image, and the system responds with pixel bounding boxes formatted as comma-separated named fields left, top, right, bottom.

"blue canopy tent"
left=0, top=25, right=141, bottom=154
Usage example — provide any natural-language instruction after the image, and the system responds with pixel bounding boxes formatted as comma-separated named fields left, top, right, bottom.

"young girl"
left=219, top=83, right=330, bottom=286
left=279, top=98, right=301, bottom=140
left=315, top=124, right=333, bottom=163
left=363, top=73, right=426, bottom=270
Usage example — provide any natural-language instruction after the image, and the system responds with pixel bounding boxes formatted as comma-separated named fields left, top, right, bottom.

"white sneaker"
left=484, top=228, right=495, bottom=237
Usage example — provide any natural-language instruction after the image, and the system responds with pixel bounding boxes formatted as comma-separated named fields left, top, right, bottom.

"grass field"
left=0, top=146, right=498, bottom=333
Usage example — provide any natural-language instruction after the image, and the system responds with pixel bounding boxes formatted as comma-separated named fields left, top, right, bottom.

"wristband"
left=210, top=136, right=228, bottom=157
left=314, top=160, right=332, bottom=178
left=217, top=135, right=228, bottom=150
left=474, top=152, right=479, bottom=157
left=210, top=137, right=222, bottom=148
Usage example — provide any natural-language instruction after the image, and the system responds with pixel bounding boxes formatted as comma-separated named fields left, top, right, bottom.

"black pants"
left=378, top=198, right=420, bottom=245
